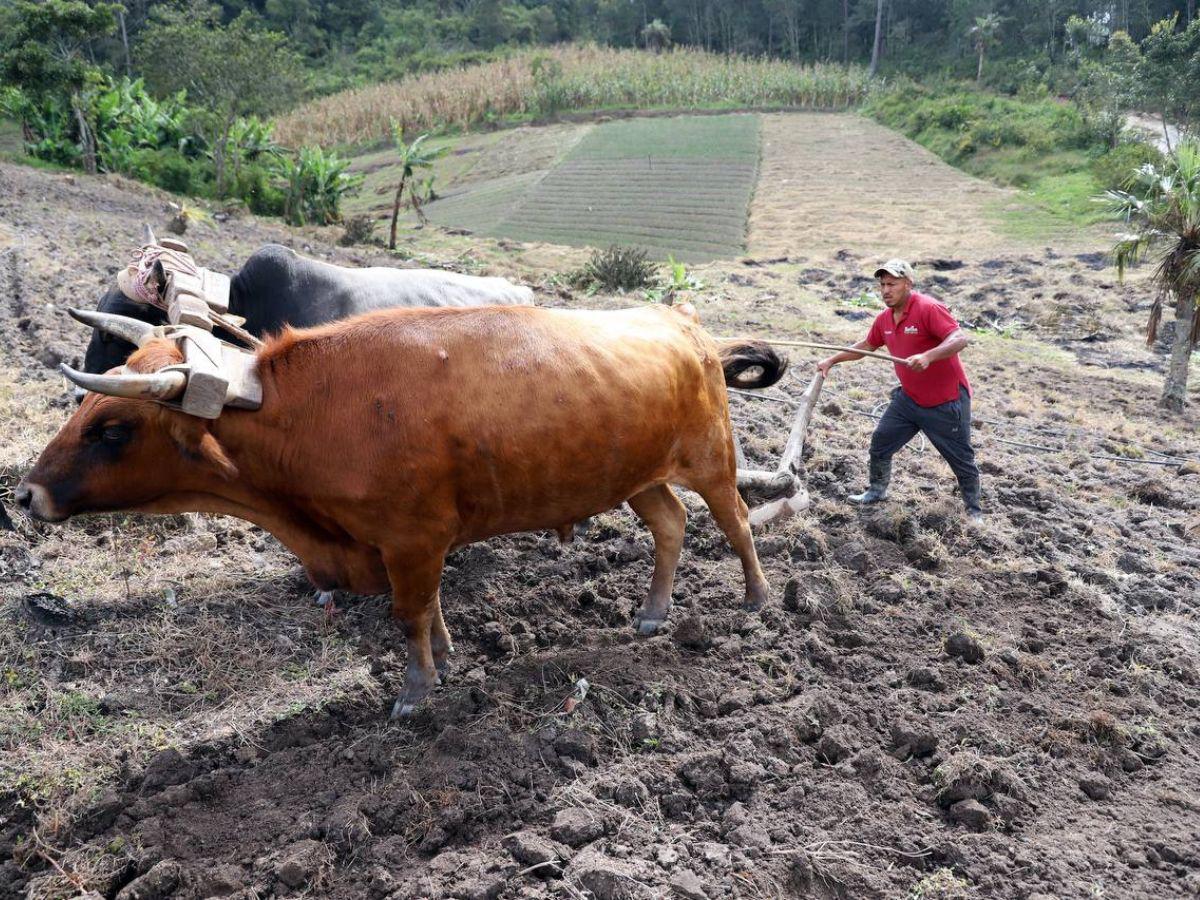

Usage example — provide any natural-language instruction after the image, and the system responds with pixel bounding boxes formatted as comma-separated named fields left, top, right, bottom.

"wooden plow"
left=734, top=371, right=824, bottom=527
left=729, top=338, right=909, bottom=528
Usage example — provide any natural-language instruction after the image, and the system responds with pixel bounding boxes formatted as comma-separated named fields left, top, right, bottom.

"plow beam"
left=735, top=371, right=825, bottom=527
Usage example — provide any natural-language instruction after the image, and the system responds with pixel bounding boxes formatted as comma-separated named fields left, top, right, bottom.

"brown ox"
left=17, top=304, right=784, bottom=715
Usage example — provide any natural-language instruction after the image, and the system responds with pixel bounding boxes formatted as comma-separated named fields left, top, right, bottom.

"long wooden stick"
left=716, top=336, right=910, bottom=366
left=778, top=370, right=824, bottom=478
left=211, top=311, right=264, bottom=349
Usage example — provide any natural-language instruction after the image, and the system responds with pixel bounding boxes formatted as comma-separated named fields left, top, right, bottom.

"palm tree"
left=1105, top=142, right=1200, bottom=411
left=969, top=14, right=1003, bottom=83
left=388, top=128, right=448, bottom=250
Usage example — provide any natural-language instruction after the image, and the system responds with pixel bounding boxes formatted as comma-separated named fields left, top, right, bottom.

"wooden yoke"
left=155, top=238, right=233, bottom=331
left=161, top=324, right=262, bottom=419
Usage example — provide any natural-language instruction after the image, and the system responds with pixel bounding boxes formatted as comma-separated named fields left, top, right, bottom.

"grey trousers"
left=869, top=386, right=981, bottom=512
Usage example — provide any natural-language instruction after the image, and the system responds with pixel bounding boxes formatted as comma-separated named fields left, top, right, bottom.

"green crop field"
left=421, top=114, right=762, bottom=262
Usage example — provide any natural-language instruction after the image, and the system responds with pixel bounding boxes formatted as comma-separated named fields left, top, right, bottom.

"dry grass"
left=276, top=45, right=873, bottom=148
left=0, top=539, right=377, bottom=845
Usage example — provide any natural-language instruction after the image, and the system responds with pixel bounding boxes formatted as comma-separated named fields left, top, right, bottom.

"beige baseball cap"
left=873, top=258, right=916, bottom=281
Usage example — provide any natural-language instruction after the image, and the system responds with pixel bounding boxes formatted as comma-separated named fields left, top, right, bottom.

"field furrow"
left=424, top=113, right=762, bottom=261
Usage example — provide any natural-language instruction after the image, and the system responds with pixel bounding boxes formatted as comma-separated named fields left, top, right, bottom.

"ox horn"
left=143, top=223, right=157, bottom=246
left=68, top=308, right=157, bottom=347
left=60, top=363, right=186, bottom=402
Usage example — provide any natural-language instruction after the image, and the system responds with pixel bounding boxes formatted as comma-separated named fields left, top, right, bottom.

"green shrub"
left=126, top=147, right=203, bottom=194
left=573, top=245, right=657, bottom=292
left=339, top=214, right=378, bottom=246
left=1091, top=141, right=1164, bottom=191
left=274, top=146, right=362, bottom=226
left=232, top=161, right=285, bottom=216
left=982, top=58, right=1048, bottom=96
left=866, top=81, right=1095, bottom=165
left=6, top=94, right=80, bottom=166
left=92, top=77, right=191, bottom=159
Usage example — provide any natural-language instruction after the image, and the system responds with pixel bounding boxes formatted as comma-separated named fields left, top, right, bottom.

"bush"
left=866, top=81, right=1095, bottom=164
left=126, top=147, right=204, bottom=194
left=339, top=214, right=378, bottom=245
left=231, top=161, right=285, bottom=216
left=1091, top=141, right=1165, bottom=191
left=275, top=146, right=362, bottom=226
left=573, top=245, right=657, bottom=292
left=982, top=58, right=1048, bottom=96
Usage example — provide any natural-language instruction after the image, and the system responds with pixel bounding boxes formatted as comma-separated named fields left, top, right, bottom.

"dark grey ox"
left=82, top=243, right=535, bottom=377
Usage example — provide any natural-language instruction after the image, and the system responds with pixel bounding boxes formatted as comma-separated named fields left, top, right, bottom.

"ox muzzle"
left=13, top=482, right=65, bottom=523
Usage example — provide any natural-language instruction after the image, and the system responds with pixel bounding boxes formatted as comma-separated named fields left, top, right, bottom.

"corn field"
left=275, top=45, right=875, bottom=148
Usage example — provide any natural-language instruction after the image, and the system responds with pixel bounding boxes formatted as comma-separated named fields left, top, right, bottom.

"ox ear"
left=166, top=416, right=238, bottom=481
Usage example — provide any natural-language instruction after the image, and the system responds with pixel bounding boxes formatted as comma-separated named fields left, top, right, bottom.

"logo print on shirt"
left=903, top=325, right=919, bottom=334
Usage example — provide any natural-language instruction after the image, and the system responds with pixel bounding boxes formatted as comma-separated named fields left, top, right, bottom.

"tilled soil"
left=1, top=156, right=1199, bottom=900
left=748, top=113, right=1106, bottom=260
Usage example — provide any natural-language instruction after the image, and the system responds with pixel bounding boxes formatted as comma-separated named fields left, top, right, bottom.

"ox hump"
left=670, top=302, right=700, bottom=324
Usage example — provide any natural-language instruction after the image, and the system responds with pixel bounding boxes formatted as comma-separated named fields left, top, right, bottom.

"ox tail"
left=718, top=340, right=788, bottom=390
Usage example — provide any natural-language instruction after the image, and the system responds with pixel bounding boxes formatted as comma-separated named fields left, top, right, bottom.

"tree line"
left=4, top=1, right=1197, bottom=93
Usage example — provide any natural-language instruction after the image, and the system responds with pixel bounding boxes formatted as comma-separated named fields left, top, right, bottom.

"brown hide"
left=262, top=310, right=719, bottom=534
left=22, top=304, right=771, bottom=713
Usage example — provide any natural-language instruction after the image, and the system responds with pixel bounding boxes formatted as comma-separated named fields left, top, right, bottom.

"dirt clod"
left=673, top=614, right=709, bottom=649
left=669, top=868, right=709, bottom=899
left=274, top=840, right=329, bottom=889
left=945, top=631, right=986, bottom=663
left=891, top=721, right=938, bottom=758
left=114, top=861, right=182, bottom=900
left=503, top=831, right=565, bottom=870
left=816, top=727, right=855, bottom=764
left=949, top=798, right=992, bottom=831
left=141, top=748, right=195, bottom=792
left=551, top=807, right=604, bottom=847
left=568, top=848, right=643, bottom=900
left=1079, top=775, right=1113, bottom=801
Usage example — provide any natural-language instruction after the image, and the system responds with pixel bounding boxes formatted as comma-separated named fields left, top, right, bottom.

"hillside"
left=347, top=110, right=1106, bottom=264
left=1, top=113, right=1199, bottom=900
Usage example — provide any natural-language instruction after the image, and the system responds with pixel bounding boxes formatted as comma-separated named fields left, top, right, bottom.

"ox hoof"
left=635, top=618, right=665, bottom=636
left=435, top=657, right=454, bottom=680
left=315, top=591, right=334, bottom=607
left=390, top=699, right=419, bottom=719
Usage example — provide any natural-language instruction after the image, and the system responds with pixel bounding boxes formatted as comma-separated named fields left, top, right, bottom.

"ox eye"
left=88, top=422, right=133, bottom=446
left=102, top=424, right=132, bottom=444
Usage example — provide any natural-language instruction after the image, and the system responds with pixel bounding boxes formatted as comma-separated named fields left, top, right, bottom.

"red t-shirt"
left=866, top=291, right=971, bottom=407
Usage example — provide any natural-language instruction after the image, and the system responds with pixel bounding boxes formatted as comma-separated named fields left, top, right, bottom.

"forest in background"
left=2, top=1, right=1200, bottom=237
left=5, top=1, right=1199, bottom=93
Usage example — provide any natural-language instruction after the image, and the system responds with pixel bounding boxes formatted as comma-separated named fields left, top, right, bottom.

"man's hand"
left=816, top=356, right=838, bottom=376
left=906, top=352, right=932, bottom=372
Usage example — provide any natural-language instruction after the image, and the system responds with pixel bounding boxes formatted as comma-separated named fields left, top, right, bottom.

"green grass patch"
left=423, top=113, right=761, bottom=262
left=866, top=82, right=1094, bottom=164
left=0, top=118, right=23, bottom=157
left=341, top=124, right=587, bottom=223
left=866, top=81, right=1122, bottom=236
left=964, top=148, right=1111, bottom=236
left=571, top=114, right=760, bottom=162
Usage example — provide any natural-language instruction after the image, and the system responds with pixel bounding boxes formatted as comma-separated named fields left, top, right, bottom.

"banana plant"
left=274, top=145, right=362, bottom=227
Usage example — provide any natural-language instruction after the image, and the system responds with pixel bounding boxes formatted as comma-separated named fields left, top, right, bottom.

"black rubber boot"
left=849, top=457, right=891, bottom=505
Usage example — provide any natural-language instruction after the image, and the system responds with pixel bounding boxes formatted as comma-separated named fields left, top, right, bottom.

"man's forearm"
left=925, top=329, right=969, bottom=362
left=830, top=339, right=876, bottom=364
